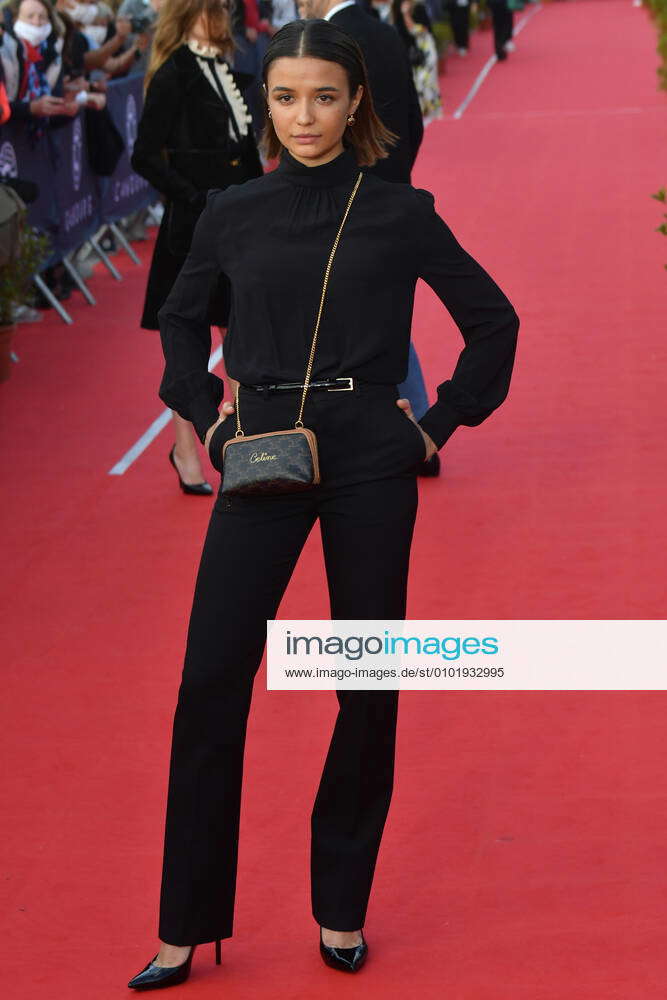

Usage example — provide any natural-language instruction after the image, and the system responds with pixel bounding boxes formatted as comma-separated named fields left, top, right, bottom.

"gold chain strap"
left=233, top=171, right=364, bottom=437
left=295, top=170, right=363, bottom=427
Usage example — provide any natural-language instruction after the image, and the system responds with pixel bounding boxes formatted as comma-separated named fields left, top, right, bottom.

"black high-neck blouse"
left=157, top=146, right=520, bottom=449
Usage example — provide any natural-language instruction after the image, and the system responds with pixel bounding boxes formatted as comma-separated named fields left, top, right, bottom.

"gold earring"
left=347, top=114, right=356, bottom=125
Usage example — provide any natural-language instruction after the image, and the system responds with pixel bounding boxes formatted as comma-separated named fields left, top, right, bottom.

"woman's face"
left=266, top=56, right=362, bottom=167
left=17, top=0, right=50, bottom=25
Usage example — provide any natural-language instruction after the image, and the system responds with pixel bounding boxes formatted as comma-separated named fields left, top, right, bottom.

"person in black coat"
left=298, top=0, right=422, bottom=183
left=131, top=0, right=263, bottom=495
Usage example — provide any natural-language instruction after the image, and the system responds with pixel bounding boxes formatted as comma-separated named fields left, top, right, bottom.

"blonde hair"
left=144, top=0, right=233, bottom=93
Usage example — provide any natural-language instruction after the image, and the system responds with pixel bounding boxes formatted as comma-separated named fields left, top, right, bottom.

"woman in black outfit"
left=130, top=0, right=262, bottom=496
left=487, top=0, right=514, bottom=61
left=128, top=18, right=519, bottom=989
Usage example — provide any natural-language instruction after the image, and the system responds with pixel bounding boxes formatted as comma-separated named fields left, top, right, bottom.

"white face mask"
left=82, top=24, right=106, bottom=46
left=67, top=3, right=100, bottom=26
left=13, top=19, right=53, bottom=47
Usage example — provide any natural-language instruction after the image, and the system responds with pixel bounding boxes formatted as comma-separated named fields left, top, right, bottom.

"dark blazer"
left=330, top=5, right=423, bottom=183
left=131, top=43, right=263, bottom=329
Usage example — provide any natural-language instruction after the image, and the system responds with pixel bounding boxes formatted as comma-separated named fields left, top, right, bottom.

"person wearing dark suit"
left=299, top=0, right=422, bottom=183
left=487, top=0, right=514, bottom=61
left=297, top=0, right=442, bottom=473
left=131, top=0, right=263, bottom=496
left=446, top=0, right=471, bottom=55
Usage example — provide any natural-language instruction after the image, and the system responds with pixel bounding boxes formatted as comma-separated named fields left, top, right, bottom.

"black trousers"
left=489, top=2, right=514, bottom=58
left=158, top=385, right=421, bottom=945
left=447, top=3, right=470, bottom=50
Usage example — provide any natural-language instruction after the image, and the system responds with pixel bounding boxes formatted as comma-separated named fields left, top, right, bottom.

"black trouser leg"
left=311, top=477, right=418, bottom=930
left=158, top=494, right=317, bottom=944
left=447, top=4, right=470, bottom=50
left=502, top=7, right=514, bottom=45
left=158, top=473, right=418, bottom=944
left=490, top=3, right=514, bottom=57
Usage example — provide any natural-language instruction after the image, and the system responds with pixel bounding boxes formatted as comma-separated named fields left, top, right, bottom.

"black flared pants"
left=157, top=460, right=419, bottom=945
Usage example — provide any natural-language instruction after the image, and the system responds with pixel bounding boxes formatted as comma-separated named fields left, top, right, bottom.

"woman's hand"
left=204, top=400, right=236, bottom=461
left=29, top=95, right=66, bottom=117
left=396, top=397, right=437, bottom=461
left=85, top=92, right=107, bottom=110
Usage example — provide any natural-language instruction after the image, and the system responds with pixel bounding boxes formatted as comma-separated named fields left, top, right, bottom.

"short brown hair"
left=260, top=19, right=397, bottom=167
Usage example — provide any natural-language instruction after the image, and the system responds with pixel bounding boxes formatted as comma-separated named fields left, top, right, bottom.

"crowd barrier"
left=0, top=73, right=157, bottom=322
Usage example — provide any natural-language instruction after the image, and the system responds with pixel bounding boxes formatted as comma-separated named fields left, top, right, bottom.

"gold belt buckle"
left=327, top=377, right=354, bottom=392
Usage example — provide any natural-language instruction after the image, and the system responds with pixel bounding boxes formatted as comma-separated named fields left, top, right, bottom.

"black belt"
left=240, top=377, right=356, bottom=394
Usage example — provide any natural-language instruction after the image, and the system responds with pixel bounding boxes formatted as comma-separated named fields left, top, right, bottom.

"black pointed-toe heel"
left=168, top=445, right=213, bottom=496
left=319, top=927, right=368, bottom=973
left=127, top=940, right=222, bottom=991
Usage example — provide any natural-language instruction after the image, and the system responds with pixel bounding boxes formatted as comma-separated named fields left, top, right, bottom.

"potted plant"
left=0, top=218, right=50, bottom=382
left=651, top=186, right=666, bottom=269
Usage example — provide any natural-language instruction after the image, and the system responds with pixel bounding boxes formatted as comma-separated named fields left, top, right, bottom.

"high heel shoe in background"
left=319, top=927, right=367, bottom=973
left=127, top=939, right=221, bottom=990
left=168, top=445, right=213, bottom=496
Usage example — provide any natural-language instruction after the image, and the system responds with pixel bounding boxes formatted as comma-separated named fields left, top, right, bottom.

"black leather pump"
left=127, top=940, right=221, bottom=990
left=168, top=445, right=213, bottom=496
left=319, top=927, right=368, bottom=973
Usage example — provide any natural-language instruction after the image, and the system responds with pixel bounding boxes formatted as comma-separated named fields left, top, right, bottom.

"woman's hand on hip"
left=396, top=397, right=437, bottom=461
left=204, top=400, right=236, bottom=460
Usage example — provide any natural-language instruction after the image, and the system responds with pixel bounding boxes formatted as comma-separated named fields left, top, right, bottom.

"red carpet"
left=2, top=2, right=667, bottom=997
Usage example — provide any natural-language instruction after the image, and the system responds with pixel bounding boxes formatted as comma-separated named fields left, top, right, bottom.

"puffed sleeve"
left=157, top=189, right=226, bottom=444
left=414, top=189, right=520, bottom=450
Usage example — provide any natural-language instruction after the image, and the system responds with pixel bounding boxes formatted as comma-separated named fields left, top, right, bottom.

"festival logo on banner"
left=0, top=141, right=18, bottom=179
left=71, top=118, right=83, bottom=193
left=125, top=94, right=137, bottom=156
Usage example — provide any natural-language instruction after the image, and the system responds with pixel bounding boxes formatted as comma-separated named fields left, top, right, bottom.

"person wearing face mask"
left=130, top=0, right=263, bottom=496
left=56, top=6, right=105, bottom=108
left=77, top=4, right=110, bottom=51
left=4, top=0, right=82, bottom=134
left=52, top=0, right=147, bottom=78
left=65, top=1, right=114, bottom=54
